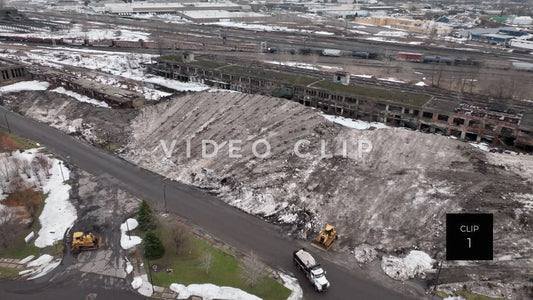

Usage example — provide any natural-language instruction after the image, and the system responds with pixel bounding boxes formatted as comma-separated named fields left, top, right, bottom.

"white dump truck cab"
left=293, top=248, right=330, bottom=292
left=309, top=266, right=330, bottom=291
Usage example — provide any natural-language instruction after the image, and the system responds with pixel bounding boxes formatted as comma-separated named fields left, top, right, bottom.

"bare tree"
left=0, top=208, right=19, bottom=248
left=199, top=252, right=213, bottom=275
left=239, top=251, right=264, bottom=287
left=169, top=221, right=193, bottom=254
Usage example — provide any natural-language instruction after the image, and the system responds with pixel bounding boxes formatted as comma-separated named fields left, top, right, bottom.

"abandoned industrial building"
left=149, top=54, right=533, bottom=151
left=0, top=59, right=30, bottom=86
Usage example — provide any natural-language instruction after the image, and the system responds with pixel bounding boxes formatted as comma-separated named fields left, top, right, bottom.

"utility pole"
left=59, top=161, right=65, bottom=181
left=146, top=257, right=155, bottom=294
left=163, top=182, right=167, bottom=213
left=126, top=219, right=131, bottom=240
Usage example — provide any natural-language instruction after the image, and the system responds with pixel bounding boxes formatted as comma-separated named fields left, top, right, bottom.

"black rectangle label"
left=446, top=213, right=493, bottom=260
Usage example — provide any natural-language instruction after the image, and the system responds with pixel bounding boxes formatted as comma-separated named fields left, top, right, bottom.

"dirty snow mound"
left=353, top=244, right=378, bottom=263
left=381, top=250, right=435, bottom=280
left=122, top=91, right=532, bottom=259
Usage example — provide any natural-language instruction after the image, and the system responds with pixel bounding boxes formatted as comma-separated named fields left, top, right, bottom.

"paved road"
left=0, top=106, right=424, bottom=300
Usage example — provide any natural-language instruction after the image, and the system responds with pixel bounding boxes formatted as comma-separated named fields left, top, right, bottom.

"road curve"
left=0, top=105, right=423, bottom=300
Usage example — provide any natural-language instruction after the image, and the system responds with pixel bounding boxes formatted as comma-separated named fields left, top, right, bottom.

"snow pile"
left=170, top=283, right=261, bottom=300
left=131, top=276, right=143, bottom=289
left=125, top=261, right=134, bottom=274
left=0, top=81, right=50, bottom=93
left=469, top=142, right=491, bottom=152
left=320, top=113, right=390, bottom=130
left=354, top=74, right=373, bottom=79
left=51, top=87, right=109, bottom=108
left=415, top=81, right=427, bottom=86
left=34, top=157, right=77, bottom=248
left=120, top=218, right=141, bottom=250
left=353, top=244, right=378, bottom=264
left=131, top=275, right=153, bottom=297
left=444, top=297, right=466, bottom=300
left=19, top=255, right=35, bottom=264
left=378, top=77, right=406, bottom=84
left=280, top=273, right=303, bottom=300
left=375, top=30, right=408, bottom=37
left=381, top=250, right=435, bottom=280
left=22, top=254, right=61, bottom=280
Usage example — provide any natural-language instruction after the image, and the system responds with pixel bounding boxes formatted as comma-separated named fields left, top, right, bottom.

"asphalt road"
left=0, top=106, right=423, bottom=300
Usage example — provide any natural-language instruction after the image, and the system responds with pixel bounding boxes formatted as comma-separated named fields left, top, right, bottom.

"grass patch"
left=314, top=80, right=430, bottom=107
left=435, top=290, right=449, bottom=298
left=455, top=290, right=505, bottom=300
left=0, top=129, right=34, bottom=151
left=0, top=193, right=45, bottom=259
left=0, top=266, right=20, bottom=279
left=148, top=221, right=290, bottom=300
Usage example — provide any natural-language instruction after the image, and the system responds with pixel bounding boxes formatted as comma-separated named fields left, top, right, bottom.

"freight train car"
left=396, top=52, right=424, bottom=62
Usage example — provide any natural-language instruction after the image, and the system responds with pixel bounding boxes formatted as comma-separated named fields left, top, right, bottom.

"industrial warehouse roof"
left=178, top=10, right=268, bottom=21
left=101, top=1, right=242, bottom=14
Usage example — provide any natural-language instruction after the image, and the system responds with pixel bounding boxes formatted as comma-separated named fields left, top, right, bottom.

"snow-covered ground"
left=280, top=273, right=303, bottom=300
left=0, top=48, right=208, bottom=101
left=19, top=254, right=61, bottom=280
left=365, top=36, right=424, bottom=45
left=264, top=60, right=342, bottom=72
left=375, top=30, right=409, bottom=37
left=0, top=148, right=76, bottom=248
left=34, top=153, right=77, bottom=248
left=120, top=218, right=141, bottom=250
left=381, top=250, right=435, bottom=281
left=1, top=23, right=151, bottom=41
left=378, top=77, right=406, bottom=84
left=51, top=87, right=109, bottom=108
left=0, top=81, right=50, bottom=93
left=320, top=113, right=390, bottom=130
left=170, top=283, right=261, bottom=300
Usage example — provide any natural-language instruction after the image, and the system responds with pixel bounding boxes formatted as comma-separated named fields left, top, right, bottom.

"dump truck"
left=293, top=248, right=330, bottom=292
left=71, top=232, right=101, bottom=254
left=314, top=224, right=338, bottom=250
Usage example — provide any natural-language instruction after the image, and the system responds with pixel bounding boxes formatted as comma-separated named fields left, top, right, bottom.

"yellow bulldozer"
left=71, top=232, right=102, bottom=254
left=313, top=224, right=338, bottom=250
